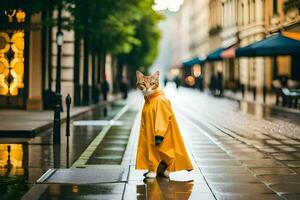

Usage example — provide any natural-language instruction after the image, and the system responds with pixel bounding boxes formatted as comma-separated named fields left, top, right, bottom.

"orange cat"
left=135, top=70, right=193, bottom=179
left=136, top=71, right=159, bottom=96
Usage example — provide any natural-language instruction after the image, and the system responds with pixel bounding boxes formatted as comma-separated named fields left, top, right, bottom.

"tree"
left=117, top=0, right=164, bottom=85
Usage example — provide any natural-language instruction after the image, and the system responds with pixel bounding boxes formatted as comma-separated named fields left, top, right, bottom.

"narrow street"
left=22, top=86, right=300, bottom=200
left=167, top=86, right=300, bottom=200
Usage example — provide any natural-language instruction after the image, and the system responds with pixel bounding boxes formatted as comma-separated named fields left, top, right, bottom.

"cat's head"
left=136, top=70, right=159, bottom=96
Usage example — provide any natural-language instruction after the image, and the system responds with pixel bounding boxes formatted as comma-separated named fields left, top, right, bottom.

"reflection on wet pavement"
left=0, top=103, right=124, bottom=200
left=87, top=111, right=136, bottom=165
left=125, top=166, right=214, bottom=200
left=38, top=183, right=125, bottom=200
left=137, top=178, right=194, bottom=200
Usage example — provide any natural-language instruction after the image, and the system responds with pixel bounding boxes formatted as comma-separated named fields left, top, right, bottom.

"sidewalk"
left=223, top=90, right=277, bottom=105
left=0, top=95, right=117, bottom=137
left=223, top=89, right=300, bottom=116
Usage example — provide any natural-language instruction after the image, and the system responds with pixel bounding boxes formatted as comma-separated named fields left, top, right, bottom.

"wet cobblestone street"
left=167, top=87, right=300, bottom=199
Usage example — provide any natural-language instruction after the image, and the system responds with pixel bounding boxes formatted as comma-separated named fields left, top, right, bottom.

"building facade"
left=170, top=0, right=210, bottom=85
left=264, top=0, right=300, bottom=89
left=205, top=0, right=224, bottom=88
left=0, top=7, right=116, bottom=111
left=237, top=0, right=265, bottom=101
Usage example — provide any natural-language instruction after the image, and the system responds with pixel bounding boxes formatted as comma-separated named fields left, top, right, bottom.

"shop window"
left=0, top=9, right=25, bottom=96
left=273, top=0, right=278, bottom=15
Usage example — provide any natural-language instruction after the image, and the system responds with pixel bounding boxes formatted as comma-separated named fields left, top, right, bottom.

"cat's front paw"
left=155, top=135, right=164, bottom=145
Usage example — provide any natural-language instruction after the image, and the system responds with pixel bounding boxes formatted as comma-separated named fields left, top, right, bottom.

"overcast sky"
left=153, top=0, right=184, bottom=12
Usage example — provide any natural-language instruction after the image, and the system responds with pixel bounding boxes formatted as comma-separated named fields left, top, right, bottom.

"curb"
left=0, top=100, right=116, bottom=138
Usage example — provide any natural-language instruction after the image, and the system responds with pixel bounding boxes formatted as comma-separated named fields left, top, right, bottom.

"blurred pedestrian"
left=209, top=75, right=216, bottom=93
left=101, top=76, right=109, bottom=101
left=174, top=76, right=180, bottom=89
left=216, top=71, right=223, bottom=96
left=120, top=77, right=128, bottom=99
left=164, top=76, right=168, bottom=86
left=196, top=76, right=204, bottom=91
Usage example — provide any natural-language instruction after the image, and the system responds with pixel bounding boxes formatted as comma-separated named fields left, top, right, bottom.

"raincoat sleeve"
left=154, top=98, right=173, bottom=137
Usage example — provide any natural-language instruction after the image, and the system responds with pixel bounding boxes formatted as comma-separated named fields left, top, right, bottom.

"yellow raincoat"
left=136, top=89, right=193, bottom=172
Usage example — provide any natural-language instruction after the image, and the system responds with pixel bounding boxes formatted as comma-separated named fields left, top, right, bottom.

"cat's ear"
left=136, top=71, right=144, bottom=81
left=152, top=71, right=160, bottom=79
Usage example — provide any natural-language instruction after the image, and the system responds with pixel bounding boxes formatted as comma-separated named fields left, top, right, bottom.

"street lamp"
left=53, top=2, right=63, bottom=144
left=57, top=31, right=64, bottom=46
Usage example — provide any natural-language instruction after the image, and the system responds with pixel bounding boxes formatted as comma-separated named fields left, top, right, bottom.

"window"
left=241, top=3, right=244, bottom=25
left=273, top=0, right=278, bottom=15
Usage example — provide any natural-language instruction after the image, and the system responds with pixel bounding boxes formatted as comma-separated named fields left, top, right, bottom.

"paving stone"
left=259, top=148, right=282, bottom=153
left=282, top=140, right=300, bottom=145
left=205, top=174, right=259, bottom=183
left=218, top=144, right=250, bottom=149
left=193, top=152, right=229, bottom=156
left=292, top=152, right=300, bottom=158
left=241, top=159, right=283, bottom=168
left=264, top=140, right=283, bottom=145
left=269, top=183, right=300, bottom=193
left=293, top=168, right=300, bottom=174
left=281, top=194, right=300, bottom=200
left=271, top=153, right=298, bottom=161
left=230, top=152, right=269, bottom=160
left=276, top=145, right=299, bottom=152
left=227, top=149, right=258, bottom=153
left=196, top=159, right=241, bottom=166
left=210, top=183, right=274, bottom=194
left=257, top=175, right=300, bottom=184
left=187, top=141, right=214, bottom=145
left=249, top=167, right=296, bottom=175
left=215, top=193, right=281, bottom=200
left=188, top=144, right=217, bottom=148
left=200, top=166, right=249, bottom=174
left=194, top=154, right=233, bottom=160
left=283, top=161, right=300, bottom=168
left=192, top=149, right=224, bottom=153
left=228, top=151, right=264, bottom=156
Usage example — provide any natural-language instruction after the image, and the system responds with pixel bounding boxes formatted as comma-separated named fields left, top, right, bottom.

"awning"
left=182, top=57, right=205, bottom=67
left=236, top=33, right=300, bottom=57
left=283, top=31, right=300, bottom=41
left=206, top=48, right=226, bottom=61
left=221, top=45, right=237, bottom=59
